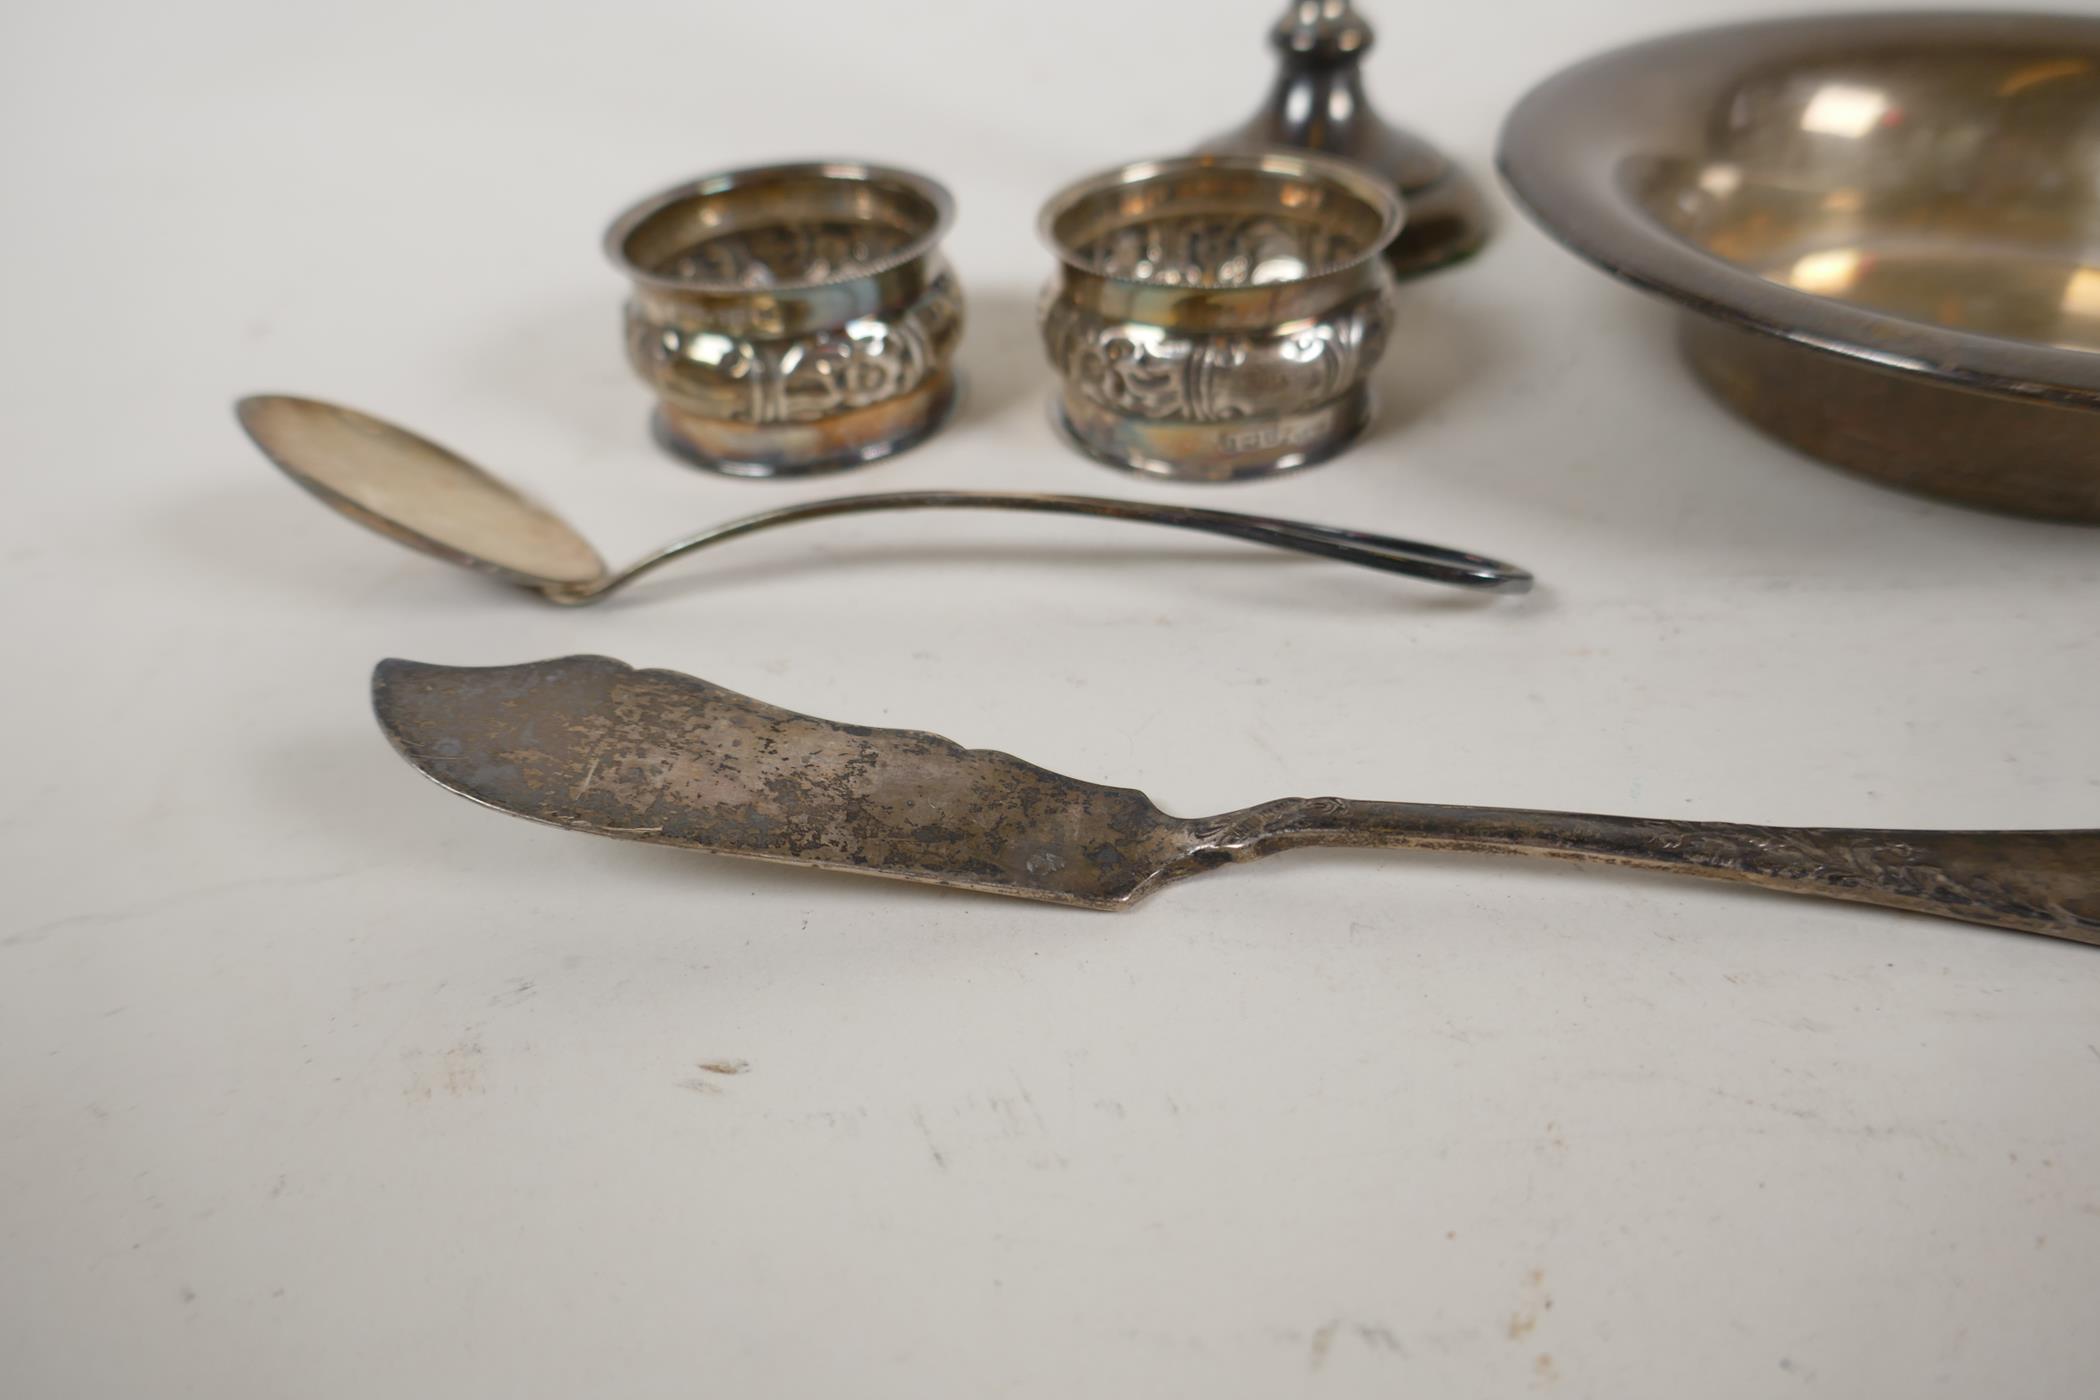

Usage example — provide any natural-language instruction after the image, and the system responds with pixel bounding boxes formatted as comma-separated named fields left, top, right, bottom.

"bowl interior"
left=1626, top=40, right=2100, bottom=351
left=1049, top=161, right=1397, bottom=288
left=615, top=167, right=946, bottom=291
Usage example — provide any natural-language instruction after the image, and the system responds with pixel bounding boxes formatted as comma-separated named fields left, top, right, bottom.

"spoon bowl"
left=238, top=395, right=607, bottom=590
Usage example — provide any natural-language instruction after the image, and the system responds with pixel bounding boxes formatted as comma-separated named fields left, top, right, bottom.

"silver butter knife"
left=374, top=655, right=2100, bottom=944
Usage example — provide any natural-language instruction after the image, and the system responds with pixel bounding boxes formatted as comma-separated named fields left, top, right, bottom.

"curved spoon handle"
left=564, top=491, right=1533, bottom=602
left=1190, top=799, right=2100, bottom=943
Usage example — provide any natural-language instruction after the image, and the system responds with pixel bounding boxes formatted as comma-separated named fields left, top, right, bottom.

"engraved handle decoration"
left=1186, top=799, right=2100, bottom=944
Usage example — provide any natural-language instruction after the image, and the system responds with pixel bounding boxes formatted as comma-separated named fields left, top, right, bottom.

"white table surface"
left=4, top=1, right=2097, bottom=1394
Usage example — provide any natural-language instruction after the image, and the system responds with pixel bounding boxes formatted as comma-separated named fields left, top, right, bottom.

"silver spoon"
left=235, top=395, right=1534, bottom=605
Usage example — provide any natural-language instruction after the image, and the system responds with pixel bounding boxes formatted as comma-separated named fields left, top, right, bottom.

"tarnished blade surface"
left=372, top=655, right=1203, bottom=908
left=375, top=655, right=2100, bottom=941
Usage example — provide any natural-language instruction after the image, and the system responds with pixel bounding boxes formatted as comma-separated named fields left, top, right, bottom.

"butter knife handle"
left=1194, top=799, right=2100, bottom=944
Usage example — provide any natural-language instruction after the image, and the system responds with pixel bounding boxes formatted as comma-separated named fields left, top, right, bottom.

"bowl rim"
left=1037, top=150, right=1406, bottom=289
left=603, top=160, right=955, bottom=295
left=1496, top=9, right=2100, bottom=408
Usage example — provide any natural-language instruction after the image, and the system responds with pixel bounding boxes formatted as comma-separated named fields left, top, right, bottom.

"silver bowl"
left=1500, top=12, right=2100, bottom=522
left=605, top=162, right=964, bottom=478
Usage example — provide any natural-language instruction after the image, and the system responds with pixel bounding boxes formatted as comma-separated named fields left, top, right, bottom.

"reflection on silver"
left=1038, top=153, right=1404, bottom=482
left=1798, top=83, right=1891, bottom=138
left=1502, top=11, right=2100, bottom=521
left=1202, top=1, right=1491, bottom=277
left=604, top=162, right=965, bottom=478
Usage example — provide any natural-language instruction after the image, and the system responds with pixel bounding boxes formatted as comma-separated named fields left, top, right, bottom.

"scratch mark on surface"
left=912, top=1108, right=948, bottom=1169
left=404, top=1036, right=485, bottom=1102
left=1294, top=1316, right=1407, bottom=1368
left=696, top=1058, right=750, bottom=1076
left=4, top=869, right=365, bottom=948
left=1355, top=1323, right=1406, bottom=1355
left=1508, top=1268, right=1551, bottom=1340
left=574, top=757, right=600, bottom=797
left=1012, top=1071, right=1068, bottom=1166
left=1309, top=1318, right=1338, bottom=1372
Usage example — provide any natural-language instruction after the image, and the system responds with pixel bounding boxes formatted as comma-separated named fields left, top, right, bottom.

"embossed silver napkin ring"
left=1038, top=152, right=1404, bottom=482
left=605, top=162, right=964, bottom=478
